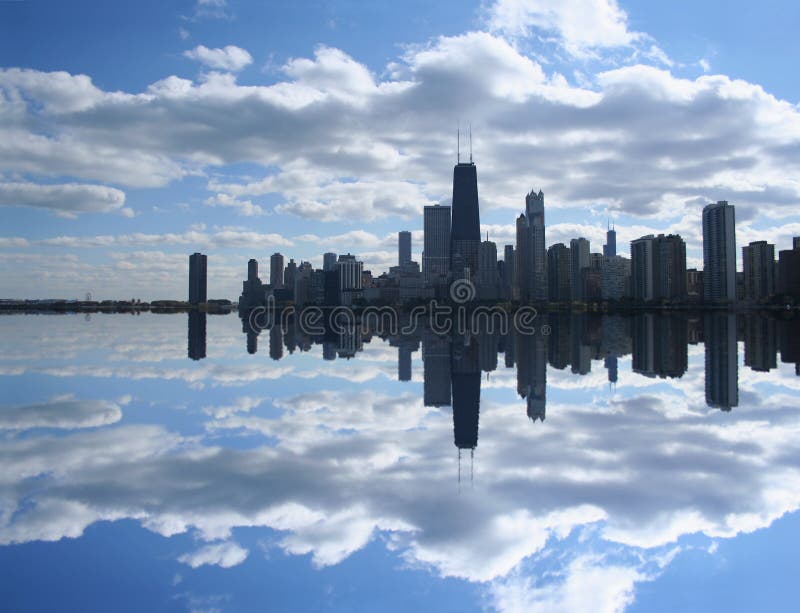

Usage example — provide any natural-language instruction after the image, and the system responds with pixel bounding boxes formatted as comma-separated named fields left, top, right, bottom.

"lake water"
left=1, top=311, right=799, bottom=612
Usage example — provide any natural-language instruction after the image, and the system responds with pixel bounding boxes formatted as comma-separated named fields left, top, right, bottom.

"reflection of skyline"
left=235, top=311, right=800, bottom=420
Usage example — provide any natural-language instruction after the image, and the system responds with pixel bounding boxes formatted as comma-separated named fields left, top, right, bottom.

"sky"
left=1, top=0, right=800, bottom=300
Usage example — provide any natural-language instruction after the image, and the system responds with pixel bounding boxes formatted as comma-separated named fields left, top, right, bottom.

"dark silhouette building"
left=399, top=231, right=412, bottom=267
left=450, top=161, right=481, bottom=281
left=188, top=252, right=207, bottom=305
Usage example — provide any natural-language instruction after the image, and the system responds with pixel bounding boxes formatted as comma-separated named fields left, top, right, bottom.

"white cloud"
left=184, top=45, right=253, bottom=72
left=0, top=396, right=125, bottom=431
left=178, top=541, right=249, bottom=568
left=485, top=0, right=641, bottom=57
left=0, top=181, right=126, bottom=217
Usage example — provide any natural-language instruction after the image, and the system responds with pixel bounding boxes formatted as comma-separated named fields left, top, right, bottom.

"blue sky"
left=1, top=0, right=800, bottom=299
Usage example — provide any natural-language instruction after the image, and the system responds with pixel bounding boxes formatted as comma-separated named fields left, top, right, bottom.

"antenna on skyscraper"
left=469, top=122, right=473, bottom=163
left=457, top=121, right=460, bottom=164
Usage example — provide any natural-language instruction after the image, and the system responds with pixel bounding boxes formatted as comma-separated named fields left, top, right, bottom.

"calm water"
left=1, top=311, right=799, bottom=612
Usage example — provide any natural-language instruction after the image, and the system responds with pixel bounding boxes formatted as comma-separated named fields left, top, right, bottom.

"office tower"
left=450, top=158, right=481, bottom=281
left=399, top=231, right=412, bottom=266
left=478, top=239, right=498, bottom=298
left=687, top=268, right=703, bottom=296
left=601, top=255, right=630, bottom=300
left=702, top=200, right=737, bottom=302
left=423, top=204, right=451, bottom=286
left=248, top=258, right=258, bottom=283
left=603, top=223, right=617, bottom=257
left=187, top=311, right=207, bottom=360
left=655, top=234, right=687, bottom=299
left=778, top=248, right=800, bottom=297
left=270, top=252, right=285, bottom=288
left=323, top=252, right=338, bottom=272
left=188, top=252, right=207, bottom=305
left=239, top=258, right=265, bottom=310
left=795, top=237, right=800, bottom=251
left=583, top=253, right=604, bottom=301
left=743, top=241, right=775, bottom=300
left=526, top=190, right=547, bottom=300
left=631, top=234, right=686, bottom=301
left=337, top=253, right=363, bottom=304
left=503, top=245, right=515, bottom=298
left=423, top=330, right=451, bottom=407
left=285, top=259, right=298, bottom=296
left=704, top=313, right=738, bottom=410
left=631, top=236, right=654, bottom=301
left=515, top=214, right=531, bottom=300
left=570, top=238, right=590, bottom=301
left=547, top=243, right=571, bottom=302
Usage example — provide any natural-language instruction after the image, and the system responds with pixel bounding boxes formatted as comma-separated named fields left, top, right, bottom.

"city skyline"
left=3, top=1, right=800, bottom=301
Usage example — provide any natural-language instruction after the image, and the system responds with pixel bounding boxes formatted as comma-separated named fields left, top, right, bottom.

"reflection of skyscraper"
left=744, top=315, right=777, bottom=372
left=189, top=252, right=207, bottom=305
left=398, top=343, right=412, bottom=382
left=632, top=314, right=687, bottom=378
left=570, top=314, right=591, bottom=374
left=703, top=201, right=737, bottom=303
left=704, top=313, right=739, bottom=410
left=451, top=160, right=481, bottom=280
left=515, top=326, right=547, bottom=422
left=269, top=325, right=283, bottom=361
left=423, top=330, right=451, bottom=407
left=187, top=311, right=207, bottom=360
left=451, top=334, right=480, bottom=452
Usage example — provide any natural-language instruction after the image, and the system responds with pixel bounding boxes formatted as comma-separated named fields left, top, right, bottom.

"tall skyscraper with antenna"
left=450, top=125, right=481, bottom=282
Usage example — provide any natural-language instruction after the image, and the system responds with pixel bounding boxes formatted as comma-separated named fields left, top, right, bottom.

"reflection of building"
left=189, top=252, right=207, bottom=304
left=515, top=326, right=547, bottom=422
left=632, top=314, right=687, bottom=378
left=451, top=334, right=480, bottom=450
left=187, top=311, right=206, bottom=360
left=423, top=330, right=451, bottom=407
left=744, top=316, right=777, bottom=372
left=704, top=313, right=739, bottom=410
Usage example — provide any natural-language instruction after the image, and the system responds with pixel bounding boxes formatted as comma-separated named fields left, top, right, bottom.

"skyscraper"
left=515, top=214, right=531, bottom=301
left=547, top=243, right=571, bottom=302
left=478, top=239, right=498, bottom=298
left=423, top=204, right=451, bottom=286
left=570, top=238, right=590, bottom=301
left=631, top=234, right=686, bottom=301
left=702, top=200, right=737, bottom=303
left=742, top=240, right=775, bottom=301
left=450, top=160, right=481, bottom=281
left=525, top=190, right=547, bottom=300
left=323, top=252, right=338, bottom=272
left=603, top=223, right=617, bottom=257
left=270, top=252, right=285, bottom=288
left=188, top=252, right=207, bottom=304
left=398, top=231, right=412, bottom=266
left=503, top=245, right=515, bottom=299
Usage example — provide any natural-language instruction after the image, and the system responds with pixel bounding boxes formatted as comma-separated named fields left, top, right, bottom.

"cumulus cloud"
left=0, top=181, right=127, bottom=217
left=178, top=541, right=249, bottom=568
left=485, top=0, right=650, bottom=61
left=184, top=45, right=253, bottom=72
